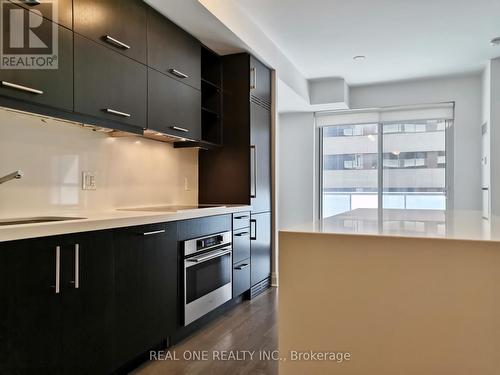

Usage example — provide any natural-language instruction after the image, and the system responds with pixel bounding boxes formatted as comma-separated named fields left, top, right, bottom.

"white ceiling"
left=234, top=0, right=500, bottom=85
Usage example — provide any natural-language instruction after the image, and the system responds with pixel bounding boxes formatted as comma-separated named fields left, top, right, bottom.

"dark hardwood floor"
left=131, top=288, right=278, bottom=375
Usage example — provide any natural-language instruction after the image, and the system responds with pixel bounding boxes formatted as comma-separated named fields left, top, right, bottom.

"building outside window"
left=319, top=109, right=452, bottom=218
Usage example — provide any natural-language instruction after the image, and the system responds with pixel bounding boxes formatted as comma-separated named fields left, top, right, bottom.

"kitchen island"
left=279, top=209, right=500, bottom=375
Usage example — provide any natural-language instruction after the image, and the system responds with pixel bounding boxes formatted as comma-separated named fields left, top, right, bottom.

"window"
left=320, top=118, right=449, bottom=218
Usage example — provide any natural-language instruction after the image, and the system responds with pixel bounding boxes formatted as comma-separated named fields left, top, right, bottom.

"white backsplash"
left=0, top=109, right=199, bottom=217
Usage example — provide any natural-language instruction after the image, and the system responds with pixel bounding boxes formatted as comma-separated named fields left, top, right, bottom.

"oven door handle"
left=186, top=248, right=232, bottom=265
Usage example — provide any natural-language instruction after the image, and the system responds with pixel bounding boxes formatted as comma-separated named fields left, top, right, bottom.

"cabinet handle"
left=169, top=69, right=189, bottom=79
left=250, top=67, right=257, bottom=90
left=104, top=108, right=131, bottom=118
left=24, top=0, right=40, bottom=5
left=170, top=126, right=189, bottom=133
left=104, top=35, right=130, bottom=50
left=50, top=246, right=61, bottom=294
left=143, top=229, right=166, bottom=236
left=250, top=146, right=257, bottom=198
left=1, top=81, right=43, bottom=95
left=235, top=232, right=250, bottom=237
left=250, top=219, right=257, bottom=241
left=234, top=215, right=249, bottom=219
left=70, top=244, right=80, bottom=289
left=235, top=263, right=250, bottom=270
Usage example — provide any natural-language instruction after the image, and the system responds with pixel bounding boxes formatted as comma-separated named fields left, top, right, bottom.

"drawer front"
left=0, top=21, right=73, bottom=111
left=148, top=68, right=201, bottom=140
left=233, top=258, right=251, bottom=298
left=232, top=212, right=250, bottom=230
left=177, top=214, right=231, bottom=241
left=74, top=0, right=147, bottom=63
left=233, top=228, right=251, bottom=264
left=147, top=8, right=201, bottom=90
left=74, top=34, right=147, bottom=130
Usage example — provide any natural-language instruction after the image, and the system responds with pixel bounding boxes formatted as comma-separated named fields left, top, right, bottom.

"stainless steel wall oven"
left=183, top=231, right=232, bottom=325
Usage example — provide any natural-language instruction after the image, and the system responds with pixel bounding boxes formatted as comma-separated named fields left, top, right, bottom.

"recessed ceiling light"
left=491, top=37, right=500, bottom=46
left=353, top=55, right=366, bottom=61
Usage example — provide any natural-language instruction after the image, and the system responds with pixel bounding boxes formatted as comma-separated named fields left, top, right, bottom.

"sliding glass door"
left=382, top=120, right=446, bottom=210
left=321, top=123, right=379, bottom=218
left=321, top=119, right=448, bottom=218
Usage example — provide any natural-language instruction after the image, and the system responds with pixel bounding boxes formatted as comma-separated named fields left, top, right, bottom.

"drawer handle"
left=24, top=0, right=40, bottom=5
left=143, top=229, right=166, bottom=236
left=235, top=232, right=249, bottom=237
left=104, top=35, right=130, bottom=50
left=169, top=69, right=189, bottom=79
left=234, top=215, right=249, bottom=219
left=235, top=263, right=249, bottom=270
left=1, top=81, right=43, bottom=95
left=170, top=126, right=189, bottom=133
left=104, top=108, right=131, bottom=118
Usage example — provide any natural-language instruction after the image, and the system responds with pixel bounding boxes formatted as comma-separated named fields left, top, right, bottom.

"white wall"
left=0, top=109, right=198, bottom=217
left=489, top=58, right=500, bottom=215
left=278, top=112, right=316, bottom=229
left=350, top=73, right=483, bottom=210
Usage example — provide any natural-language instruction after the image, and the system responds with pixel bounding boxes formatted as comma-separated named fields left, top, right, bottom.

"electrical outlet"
left=82, top=171, right=97, bottom=190
left=184, top=177, right=190, bottom=191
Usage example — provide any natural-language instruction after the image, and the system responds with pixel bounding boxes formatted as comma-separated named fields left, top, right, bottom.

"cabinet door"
left=250, top=101, right=271, bottom=214
left=114, top=222, right=178, bottom=368
left=147, top=8, right=201, bottom=90
left=10, top=0, right=73, bottom=29
left=250, top=56, right=271, bottom=104
left=60, top=231, right=115, bottom=375
left=0, top=20, right=73, bottom=111
left=148, top=68, right=201, bottom=140
left=250, top=212, right=271, bottom=287
left=74, top=0, right=147, bottom=63
left=74, top=34, right=147, bottom=130
left=0, top=237, right=62, bottom=375
left=141, top=222, right=178, bottom=346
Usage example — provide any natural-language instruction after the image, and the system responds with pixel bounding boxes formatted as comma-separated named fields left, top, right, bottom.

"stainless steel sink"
left=0, top=217, right=86, bottom=226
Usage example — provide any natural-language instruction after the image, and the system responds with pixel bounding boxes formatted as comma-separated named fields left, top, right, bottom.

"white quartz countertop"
left=281, top=208, right=500, bottom=242
left=0, top=205, right=251, bottom=242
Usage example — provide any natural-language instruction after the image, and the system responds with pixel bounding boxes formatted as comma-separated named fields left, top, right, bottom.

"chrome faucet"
left=0, top=170, right=24, bottom=185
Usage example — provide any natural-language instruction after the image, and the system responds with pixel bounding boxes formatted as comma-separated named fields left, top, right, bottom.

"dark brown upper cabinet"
left=73, top=0, right=147, bottom=64
left=250, top=56, right=271, bottom=106
left=74, top=34, right=147, bottom=131
left=9, top=0, right=73, bottom=29
left=148, top=68, right=201, bottom=141
left=147, top=7, right=201, bottom=90
left=0, top=20, right=73, bottom=112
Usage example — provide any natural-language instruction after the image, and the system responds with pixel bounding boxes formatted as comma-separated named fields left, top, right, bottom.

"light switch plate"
left=82, top=171, right=97, bottom=190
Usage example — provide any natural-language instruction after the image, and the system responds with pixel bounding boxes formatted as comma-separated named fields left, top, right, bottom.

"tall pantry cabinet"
left=199, top=53, right=272, bottom=297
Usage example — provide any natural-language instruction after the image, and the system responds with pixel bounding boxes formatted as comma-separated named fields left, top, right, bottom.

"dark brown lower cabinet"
left=250, top=212, right=272, bottom=287
left=113, top=222, right=178, bottom=369
left=60, top=232, right=115, bottom=375
left=0, top=231, right=115, bottom=375
left=0, top=236, right=62, bottom=375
